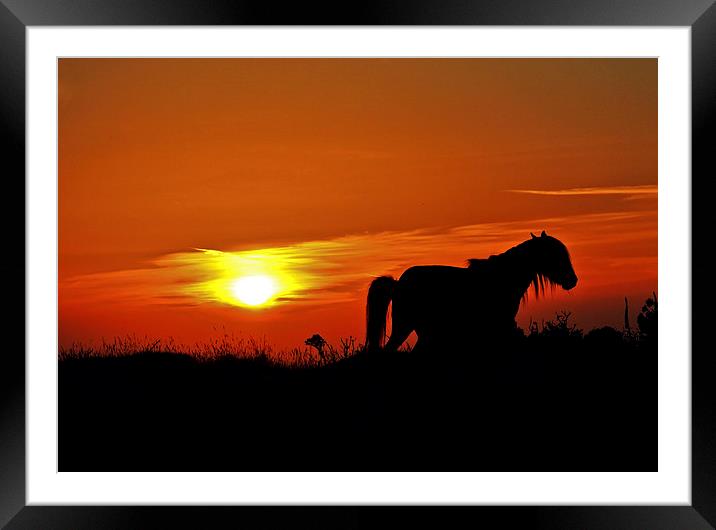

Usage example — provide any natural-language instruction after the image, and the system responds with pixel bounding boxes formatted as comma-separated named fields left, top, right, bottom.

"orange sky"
left=58, top=58, right=657, bottom=352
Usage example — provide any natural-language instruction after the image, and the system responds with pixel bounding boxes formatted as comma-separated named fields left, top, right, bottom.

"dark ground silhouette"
left=59, top=307, right=656, bottom=471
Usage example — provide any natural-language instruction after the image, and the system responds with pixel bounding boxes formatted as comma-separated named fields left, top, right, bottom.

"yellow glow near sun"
left=230, top=275, right=276, bottom=306
left=165, top=243, right=354, bottom=309
left=172, top=248, right=315, bottom=309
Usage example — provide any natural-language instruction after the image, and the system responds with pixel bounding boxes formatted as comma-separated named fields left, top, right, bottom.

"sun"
left=230, top=275, right=277, bottom=307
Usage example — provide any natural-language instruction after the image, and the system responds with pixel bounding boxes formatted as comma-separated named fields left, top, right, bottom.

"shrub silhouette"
left=527, top=310, right=583, bottom=343
left=637, top=293, right=658, bottom=343
left=584, top=326, right=624, bottom=348
left=305, top=333, right=327, bottom=360
left=542, top=310, right=582, bottom=339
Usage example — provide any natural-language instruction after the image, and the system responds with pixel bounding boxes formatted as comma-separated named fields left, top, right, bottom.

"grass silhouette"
left=59, top=332, right=377, bottom=367
left=59, top=300, right=656, bottom=471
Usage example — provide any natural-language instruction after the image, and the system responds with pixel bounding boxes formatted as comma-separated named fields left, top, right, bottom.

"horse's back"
left=398, top=264, right=471, bottom=284
left=394, top=265, right=481, bottom=320
left=393, top=263, right=512, bottom=342
left=399, top=264, right=493, bottom=295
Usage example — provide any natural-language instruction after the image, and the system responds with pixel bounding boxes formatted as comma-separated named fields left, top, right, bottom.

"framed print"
left=3, top=1, right=714, bottom=528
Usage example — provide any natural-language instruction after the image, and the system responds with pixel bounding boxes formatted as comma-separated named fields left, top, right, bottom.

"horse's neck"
left=493, top=242, right=537, bottom=298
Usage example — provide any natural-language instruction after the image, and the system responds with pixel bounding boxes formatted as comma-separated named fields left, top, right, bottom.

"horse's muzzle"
left=562, top=276, right=578, bottom=290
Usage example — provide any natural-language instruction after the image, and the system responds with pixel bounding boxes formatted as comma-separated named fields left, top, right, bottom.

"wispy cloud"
left=506, top=185, right=657, bottom=197
left=60, top=210, right=656, bottom=314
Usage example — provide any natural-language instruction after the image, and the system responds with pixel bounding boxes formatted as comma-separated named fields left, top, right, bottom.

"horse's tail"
left=365, top=276, right=397, bottom=351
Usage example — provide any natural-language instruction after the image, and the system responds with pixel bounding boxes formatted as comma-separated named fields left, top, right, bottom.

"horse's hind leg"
left=383, top=305, right=412, bottom=353
left=384, top=326, right=412, bottom=353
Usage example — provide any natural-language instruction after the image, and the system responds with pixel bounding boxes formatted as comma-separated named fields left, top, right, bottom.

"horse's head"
left=528, top=231, right=578, bottom=291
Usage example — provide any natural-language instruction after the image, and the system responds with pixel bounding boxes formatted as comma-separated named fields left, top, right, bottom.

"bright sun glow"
left=230, top=275, right=277, bottom=307
left=172, top=248, right=313, bottom=309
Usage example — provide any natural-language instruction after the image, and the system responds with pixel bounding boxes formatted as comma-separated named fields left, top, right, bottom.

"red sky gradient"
left=58, top=58, right=657, bottom=352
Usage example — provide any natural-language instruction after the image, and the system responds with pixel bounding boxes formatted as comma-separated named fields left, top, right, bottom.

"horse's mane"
left=466, top=238, right=556, bottom=303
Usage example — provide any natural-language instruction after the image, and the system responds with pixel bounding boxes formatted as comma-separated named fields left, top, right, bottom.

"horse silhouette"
left=365, top=231, right=578, bottom=352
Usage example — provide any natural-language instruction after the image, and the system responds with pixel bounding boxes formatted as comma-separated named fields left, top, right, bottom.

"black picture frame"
left=2, top=1, right=713, bottom=528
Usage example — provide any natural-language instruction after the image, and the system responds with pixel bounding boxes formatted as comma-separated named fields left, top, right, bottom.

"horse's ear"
left=540, top=230, right=547, bottom=237
left=530, top=232, right=537, bottom=239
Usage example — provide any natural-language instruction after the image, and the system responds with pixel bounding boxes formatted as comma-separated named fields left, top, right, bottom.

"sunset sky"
left=58, top=58, right=657, bottom=352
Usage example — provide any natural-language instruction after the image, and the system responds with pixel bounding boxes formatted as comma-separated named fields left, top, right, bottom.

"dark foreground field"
left=59, top=328, right=656, bottom=471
